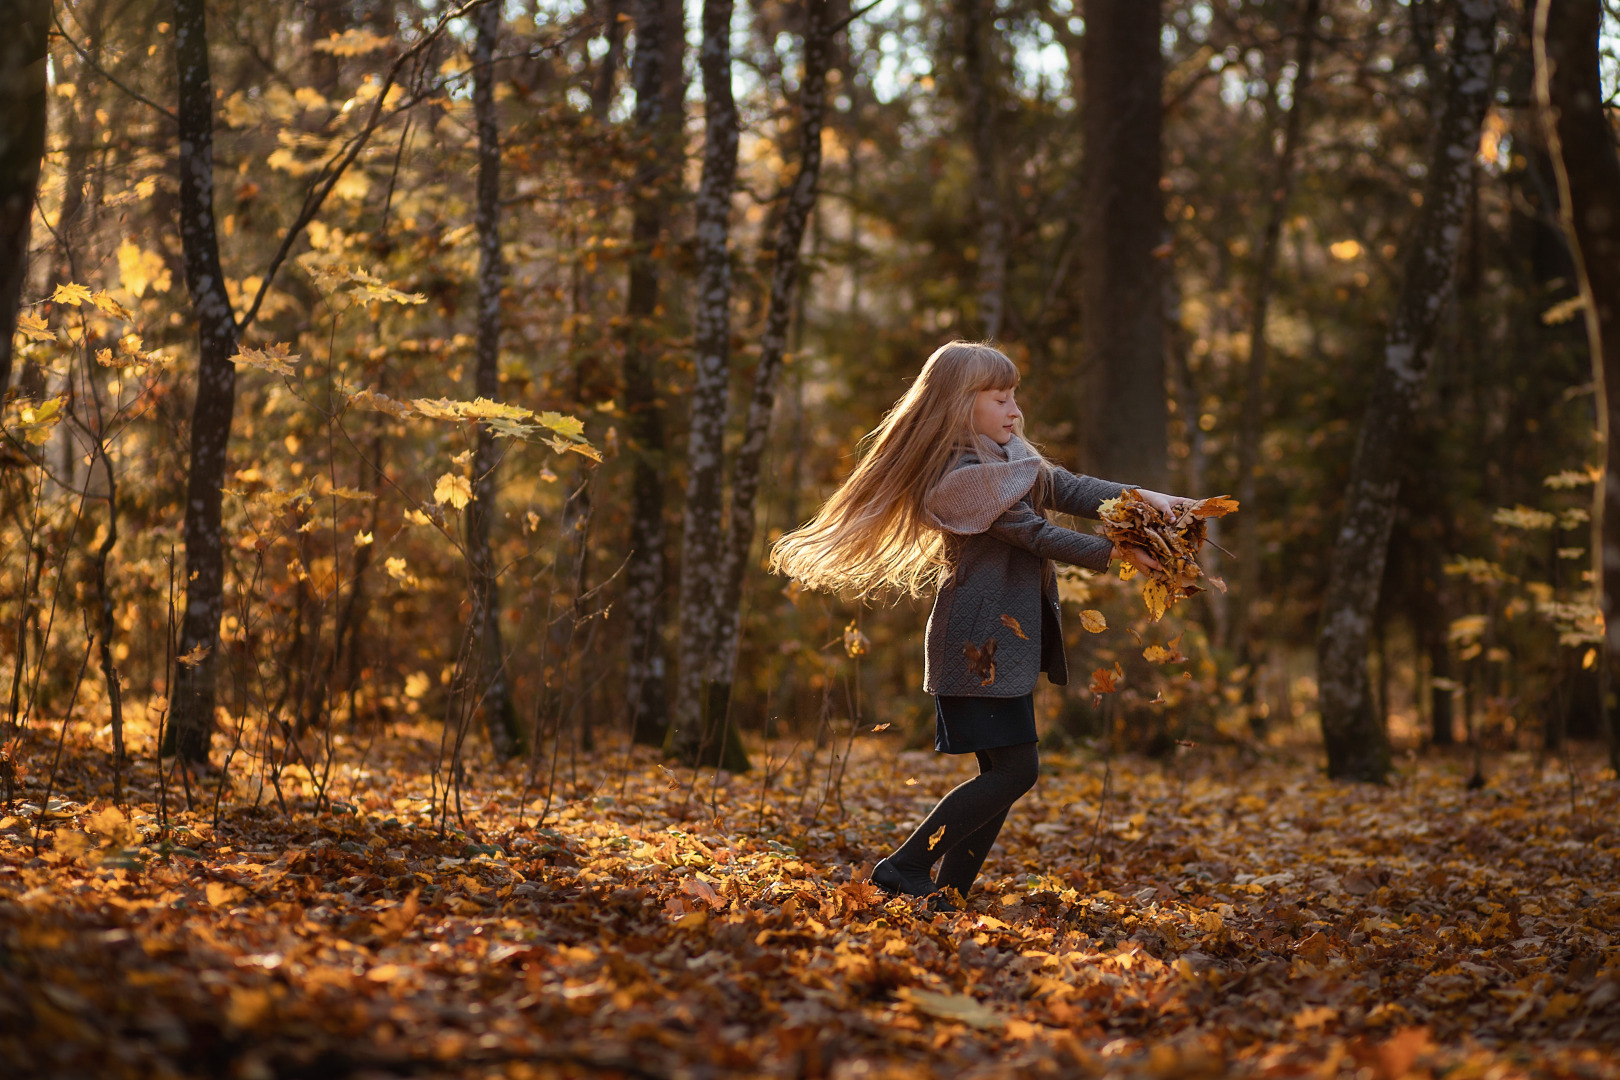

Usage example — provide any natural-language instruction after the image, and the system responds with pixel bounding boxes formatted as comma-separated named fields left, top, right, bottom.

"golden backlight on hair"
left=769, top=341, right=1047, bottom=600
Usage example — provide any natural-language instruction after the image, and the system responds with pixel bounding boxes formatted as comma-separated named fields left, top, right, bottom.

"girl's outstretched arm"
left=986, top=503, right=1114, bottom=572
left=1048, top=466, right=1194, bottom=520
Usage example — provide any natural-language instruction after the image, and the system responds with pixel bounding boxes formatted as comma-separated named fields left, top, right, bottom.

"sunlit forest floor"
left=2, top=713, right=1617, bottom=1080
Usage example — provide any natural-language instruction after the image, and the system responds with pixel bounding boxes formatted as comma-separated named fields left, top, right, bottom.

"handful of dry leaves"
left=1097, top=489, right=1239, bottom=621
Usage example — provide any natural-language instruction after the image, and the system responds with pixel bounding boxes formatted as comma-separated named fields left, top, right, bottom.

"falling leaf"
left=962, top=637, right=997, bottom=686
left=927, top=825, right=946, bottom=851
left=999, top=614, right=1028, bottom=640
left=842, top=622, right=870, bottom=658
left=1089, top=662, right=1124, bottom=705
left=1143, top=580, right=1171, bottom=622
left=1079, top=609, right=1107, bottom=633
left=385, top=557, right=410, bottom=581
left=176, top=643, right=213, bottom=669
left=1143, top=644, right=1172, bottom=663
left=870, top=723, right=890, bottom=733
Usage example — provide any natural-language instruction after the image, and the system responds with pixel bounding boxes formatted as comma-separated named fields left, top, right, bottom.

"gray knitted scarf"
left=925, top=433, right=1043, bottom=536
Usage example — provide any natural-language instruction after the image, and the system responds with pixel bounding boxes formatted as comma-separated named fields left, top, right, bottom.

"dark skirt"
left=934, top=692, right=1037, bottom=754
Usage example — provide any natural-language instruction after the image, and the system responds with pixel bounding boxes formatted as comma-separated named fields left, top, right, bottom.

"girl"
left=770, top=341, right=1195, bottom=909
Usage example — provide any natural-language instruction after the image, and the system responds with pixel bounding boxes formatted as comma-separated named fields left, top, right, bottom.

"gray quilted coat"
left=922, top=459, right=1131, bottom=697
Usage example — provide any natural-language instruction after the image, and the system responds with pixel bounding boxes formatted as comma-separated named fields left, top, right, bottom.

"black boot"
left=871, top=857, right=937, bottom=898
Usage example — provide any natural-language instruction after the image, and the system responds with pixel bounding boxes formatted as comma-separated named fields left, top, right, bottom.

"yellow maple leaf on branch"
left=433, top=473, right=472, bottom=510
left=231, top=343, right=300, bottom=377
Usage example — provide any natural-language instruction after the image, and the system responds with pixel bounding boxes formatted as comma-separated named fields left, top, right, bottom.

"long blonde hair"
left=770, top=341, right=1042, bottom=600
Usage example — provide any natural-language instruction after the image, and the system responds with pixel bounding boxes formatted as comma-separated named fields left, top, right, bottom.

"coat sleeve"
left=1048, top=466, right=1135, bottom=520
left=987, top=501, right=1114, bottom=572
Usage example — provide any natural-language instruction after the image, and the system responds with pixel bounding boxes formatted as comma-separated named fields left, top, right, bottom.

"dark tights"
left=886, top=741, right=1039, bottom=897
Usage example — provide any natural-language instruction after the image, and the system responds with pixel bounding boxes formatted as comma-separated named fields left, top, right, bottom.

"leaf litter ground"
left=2, top=728, right=1617, bottom=1080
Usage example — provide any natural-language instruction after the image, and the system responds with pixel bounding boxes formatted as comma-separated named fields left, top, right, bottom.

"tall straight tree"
left=1230, top=0, right=1321, bottom=719
left=670, top=0, right=744, bottom=769
left=1080, top=0, right=1166, bottom=489
left=0, top=0, right=49, bottom=397
left=1534, top=0, right=1620, bottom=772
left=623, top=0, right=680, bottom=745
left=960, top=0, right=1005, bottom=340
left=163, top=0, right=243, bottom=761
left=467, top=0, right=523, bottom=758
left=1316, top=0, right=1497, bottom=782
left=707, top=0, right=835, bottom=754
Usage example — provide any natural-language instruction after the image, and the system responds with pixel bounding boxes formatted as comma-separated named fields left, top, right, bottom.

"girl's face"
left=971, top=386, right=1020, bottom=445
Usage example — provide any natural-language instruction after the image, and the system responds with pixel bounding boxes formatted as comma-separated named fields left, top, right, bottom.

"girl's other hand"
left=1136, top=489, right=1196, bottom=518
left=1112, top=542, right=1162, bottom=575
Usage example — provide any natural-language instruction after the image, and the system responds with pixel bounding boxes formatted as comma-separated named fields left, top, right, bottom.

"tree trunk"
left=1080, top=0, right=1166, bottom=489
left=960, top=0, right=1004, bottom=340
left=162, top=0, right=244, bottom=762
left=1535, top=0, right=1620, bottom=775
left=704, top=0, right=833, bottom=761
left=0, top=0, right=48, bottom=398
left=624, top=0, right=679, bottom=745
left=590, top=0, right=627, bottom=121
left=469, top=0, right=522, bottom=759
left=669, top=0, right=746, bottom=770
left=1232, top=0, right=1320, bottom=693
left=1316, top=0, right=1497, bottom=782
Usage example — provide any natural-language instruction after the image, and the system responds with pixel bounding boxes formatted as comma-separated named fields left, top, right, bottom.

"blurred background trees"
left=2, top=0, right=1617, bottom=796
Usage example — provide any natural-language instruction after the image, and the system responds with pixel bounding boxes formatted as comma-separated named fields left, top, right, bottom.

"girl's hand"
left=1136, top=488, right=1197, bottom=518
left=1112, top=542, right=1162, bottom=575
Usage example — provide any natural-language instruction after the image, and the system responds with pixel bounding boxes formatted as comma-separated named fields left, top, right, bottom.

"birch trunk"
left=669, top=0, right=745, bottom=769
left=1316, top=0, right=1497, bottom=782
left=163, top=0, right=243, bottom=762
left=0, top=0, right=48, bottom=397
left=623, top=0, right=677, bottom=745
left=1534, top=0, right=1620, bottom=772
left=1080, top=0, right=1166, bottom=488
left=1232, top=0, right=1320, bottom=692
left=960, top=0, right=1004, bottom=340
left=705, top=0, right=834, bottom=752
left=469, top=0, right=522, bottom=759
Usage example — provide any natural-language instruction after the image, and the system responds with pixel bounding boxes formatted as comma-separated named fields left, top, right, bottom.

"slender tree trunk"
left=704, top=0, right=833, bottom=759
left=1232, top=0, right=1321, bottom=705
left=624, top=0, right=678, bottom=745
left=960, top=0, right=1005, bottom=340
left=469, top=0, right=522, bottom=759
left=1535, top=0, right=1620, bottom=774
left=591, top=0, right=627, bottom=121
left=163, top=0, right=244, bottom=762
left=0, top=0, right=48, bottom=398
left=1080, top=0, right=1166, bottom=488
left=1316, top=0, right=1497, bottom=782
left=669, top=0, right=744, bottom=768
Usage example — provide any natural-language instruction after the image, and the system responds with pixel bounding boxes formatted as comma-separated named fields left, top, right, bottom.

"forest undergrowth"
left=1, top=718, right=1617, bottom=1080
